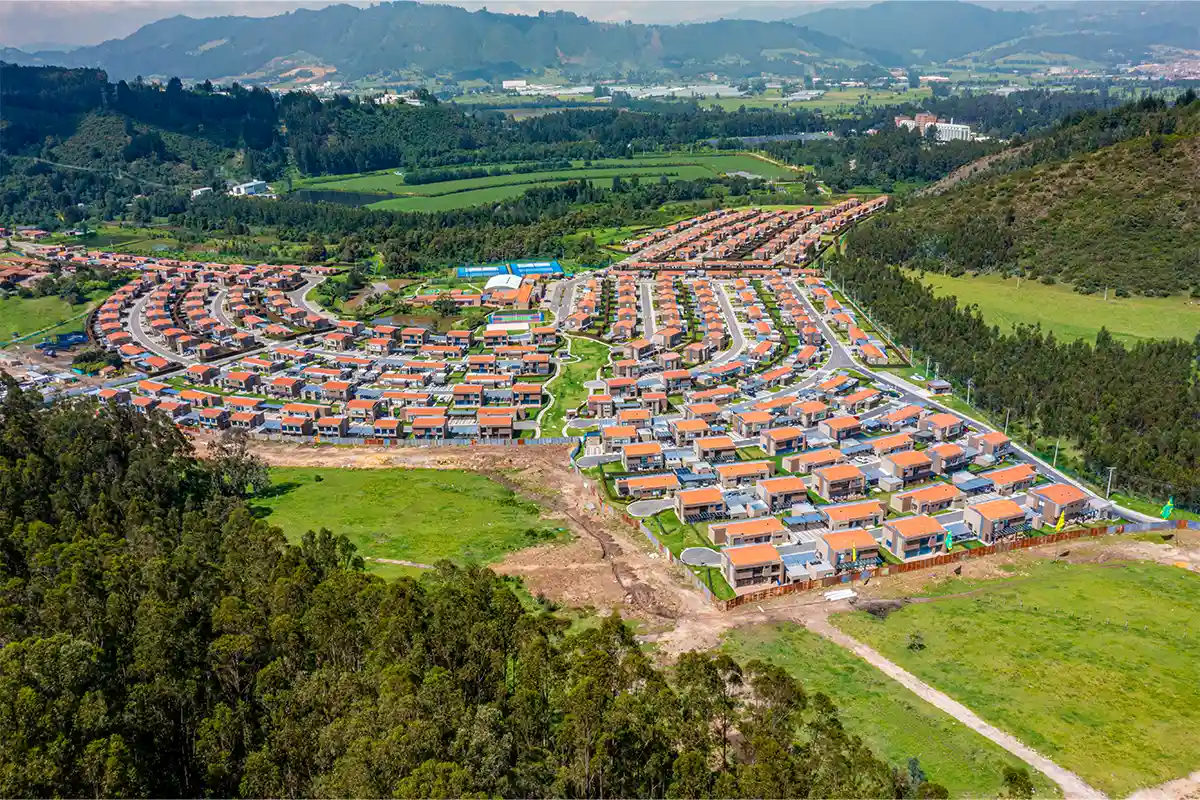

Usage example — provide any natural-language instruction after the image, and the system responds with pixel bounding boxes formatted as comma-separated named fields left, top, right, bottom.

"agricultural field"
left=724, top=624, right=1059, bottom=798
left=254, top=467, right=567, bottom=575
left=917, top=272, right=1200, bottom=343
left=687, top=86, right=932, bottom=113
left=834, top=560, right=1200, bottom=797
left=0, top=291, right=110, bottom=343
left=290, top=153, right=806, bottom=212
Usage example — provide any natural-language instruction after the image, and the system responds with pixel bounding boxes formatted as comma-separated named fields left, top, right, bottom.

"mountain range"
left=3, top=0, right=1199, bottom=84
left=0, top=2, right=870, bottom=83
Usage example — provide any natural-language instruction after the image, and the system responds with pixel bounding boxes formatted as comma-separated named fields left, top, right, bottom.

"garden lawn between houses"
left=541, top=335, right=610, bottom=436
left=833, top=560, right=1200, bottom=797
left=0, top=291, right=110, bottom=343
left=723, top=624, right=1059, bottom=798
left=254, top=467, right=566, bottom=576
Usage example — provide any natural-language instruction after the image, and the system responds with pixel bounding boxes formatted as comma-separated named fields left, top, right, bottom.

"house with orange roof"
left=715, top=461, right=773, bottom=489
left=198, top=406, right=231, bottom=430
left=675, top=487, right=726, bottom=522
left=790, top=400, right=828, bottom=427
left=818, top=415, right=861, bottom=441
left=880, top=449, right=933, bottom=484
left=920, top=412, right=965, bottom=441
left=859, top=344, right=887, bottom=365
left=601, top=424, right=639, bottom=452
left=982, top=463, right=1038, bottom=495
left=882, top=404, right=923, bottom=431
left=890, top=482, right=962, bottom=515
left=760, top=426, right=806, bottom=457
left=316, top=416, right=349, bottom=437
left=617, top=408, right=652, bottom=426
left=756, top=476, right=808, bottom=512
left=814, top=463, right=866, bottom=500
left=695, top=435, right=737, bottom=463
left=837, top=387, right=880, bottom=414
left=622, top=442, right=665, bottom=472
left=684, top=402, right=721, bottom=422
left=616, top=473, right=681, bottom=499
left=968, top=431, right=1012, bottom=459
left=882, top=515, right=947, bottom=561
left=1026, top=483, right=1090, bottom=522
left=586, top=394, right=615, bottom=418
left=733, top=411, right=773, bottom=438
left=782, top=447, right=844, bottom=475
left=928, top=442, right=968, bottom=475
left=870, top=432, right=913, bottom=456
left=819, top=528, right=880, bottom=571
left=820, top=500, right=885, bottom=531
left=964, top=498, right=1029, bottom=543
left=671, top=417, right=711, bottom=446
left=710, top=516, right=787, bottom=547
left=721, top=543, right=783, bottom=589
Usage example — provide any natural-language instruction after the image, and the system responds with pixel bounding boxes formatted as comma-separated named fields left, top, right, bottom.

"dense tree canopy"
left=0, top=379, right=949, bottom=797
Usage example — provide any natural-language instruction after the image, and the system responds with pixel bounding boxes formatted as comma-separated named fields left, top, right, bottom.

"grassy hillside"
left=850, top=96, right=1200, bottom=297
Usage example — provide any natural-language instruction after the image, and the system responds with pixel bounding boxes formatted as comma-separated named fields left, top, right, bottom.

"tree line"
left=829, top=239, right=1200, bottom=507
left=0, top=379, right=980, bottom=798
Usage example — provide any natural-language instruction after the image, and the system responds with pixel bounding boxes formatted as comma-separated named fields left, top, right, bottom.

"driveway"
left=628, top=498, right=674, bottom=517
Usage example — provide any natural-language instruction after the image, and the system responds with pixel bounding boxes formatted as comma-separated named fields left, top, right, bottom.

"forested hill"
left=3, top=3, right=868, bottom=82
left=851, top=94, right=1200, bottom=296
left=0, top=379, right=944, bottom=798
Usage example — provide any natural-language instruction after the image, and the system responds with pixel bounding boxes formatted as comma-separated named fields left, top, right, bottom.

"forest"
left=0, top=379, right=960, bottom=798
left=831, top=239, right=1200, bottom=506
left=853, top=94, right=1200, bottom=295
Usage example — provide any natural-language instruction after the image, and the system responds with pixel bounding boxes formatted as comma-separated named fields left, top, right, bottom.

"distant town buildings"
left=894, top=113, right=975, bottom=142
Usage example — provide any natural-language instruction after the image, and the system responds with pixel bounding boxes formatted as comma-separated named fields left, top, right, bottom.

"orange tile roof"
left=623, top=442, right=663, bottom=457
left=823, top=415, right=861, bottom=430
left=602, top=425, right=638, bottom=439
left=724, top=542, right=781, bottom=566
left=696, top=435, right=736, bottom=449
left=970, top=498, right=1026, bottom=520
left=822, top=501, right=883, bottom=522
left=885, top=449, right=932, bottom=467
left=722, top=517, right=786, bottom=537
left=986, top=464, right=1037, bottom=486
left=925, top=412, right=962, bottom=429
left=624, top=474, right=680, bottom=491
left=888, top=515, right=945, bottom=538
left=1029, top=483, right=1088, bottom=505
left=903, top=483, right=961, bottom=503
left=679, top=487, right=724, bottom=505
left=764, top=426, right=804, bottom=441
left=759, top=476, right=807, bottom=493
left=815, top=464, right=864, bottom=482
left=795, top=447, right=843, bottom=465
left=717, top=461, right=771, bottom=478
left=822, top=528, right=876, bottom=551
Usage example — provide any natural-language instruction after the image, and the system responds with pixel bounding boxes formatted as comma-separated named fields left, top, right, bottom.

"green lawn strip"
left=832, top=560, right=1200, bottom=796
left=542, top=335, right=610, bottom=436
left=650, top=510, right=734, bottom=600
left=254, top=467, right=565, bottom=565
left=723, top=624, right=1060, bottom=798
left=916, top=271, right=1200, bottom=344
left=1110, top=492, right=1200, bottom=523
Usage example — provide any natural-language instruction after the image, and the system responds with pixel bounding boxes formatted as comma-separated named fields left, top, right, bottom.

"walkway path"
left=1125, top=770, right=1200, bottom=800
left=805, top=616, right=1107, bottom=800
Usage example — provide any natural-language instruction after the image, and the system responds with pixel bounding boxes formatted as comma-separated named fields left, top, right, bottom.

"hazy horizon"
left=0, top=0, right=853, bottom=50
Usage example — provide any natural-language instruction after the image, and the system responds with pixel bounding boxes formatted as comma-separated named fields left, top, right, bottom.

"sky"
left=0, top=0, right=845, bottom=49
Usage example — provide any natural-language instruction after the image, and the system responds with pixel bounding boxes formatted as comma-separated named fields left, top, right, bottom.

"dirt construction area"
left=194, top=435, right=1200, bottom=662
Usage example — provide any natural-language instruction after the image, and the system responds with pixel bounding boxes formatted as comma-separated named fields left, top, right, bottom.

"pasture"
left=833, top=560, right=1200, bottom=796
left=254, top=467, right=566, bottom=575
left=724, top=624, right=1059, bottom=798
left=290, top=153, right=805, bottom=212
left=917, top=271, right=1200, bottom=343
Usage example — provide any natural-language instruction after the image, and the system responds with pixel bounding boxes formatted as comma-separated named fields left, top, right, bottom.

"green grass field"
left=724, top=624, right=1059, bottom=798
left=834, top=560, right=1200, bottom=796
left=292, top=153, right=804, bottom=212
left=0, top=291, right=109, bottom=343
left=254, top=468, right=565, bottom=574
left=542, top=335, right=610, bottom=436
left=917, top=272, right=1200, bottom=343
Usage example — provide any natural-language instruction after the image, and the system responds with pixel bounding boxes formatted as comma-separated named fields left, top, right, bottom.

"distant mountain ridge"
left=794, top=0, right=1200, bottom=65
left=1, top=2, right=871, bottom=82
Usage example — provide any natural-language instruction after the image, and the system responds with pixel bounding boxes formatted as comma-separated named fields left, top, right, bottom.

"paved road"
left=788, top=283, right=1156, bottom=524
left=640, top=281, right=657, bottom=338
left=548, top=275, right=584, bottom=321
left=288, top=276, right=335, bottom=321
left=708, top=282, right=748, bottom=368
left=210, top=289, right=236, bottom=330
left=806, top=616, right=1107, bottom=800
left=126, top=293, right=184, bottom=363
